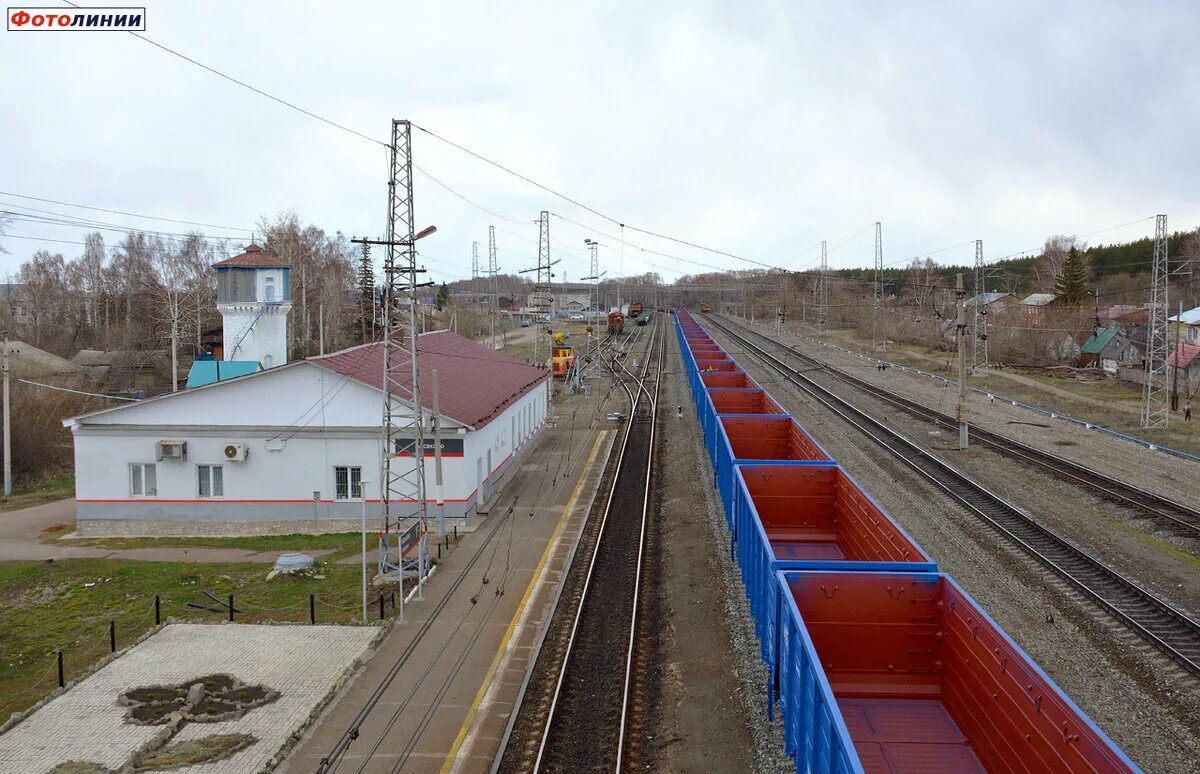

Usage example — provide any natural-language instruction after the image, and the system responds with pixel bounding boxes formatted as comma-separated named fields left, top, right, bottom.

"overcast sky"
left=2, top=0, right=1198, bottom=285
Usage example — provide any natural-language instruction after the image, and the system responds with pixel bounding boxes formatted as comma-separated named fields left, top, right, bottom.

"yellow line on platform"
left=440, top=430, right=608, bottom=773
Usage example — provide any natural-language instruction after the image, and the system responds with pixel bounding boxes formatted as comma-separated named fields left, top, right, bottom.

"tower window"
left=264, top=275, right=276, bottom=302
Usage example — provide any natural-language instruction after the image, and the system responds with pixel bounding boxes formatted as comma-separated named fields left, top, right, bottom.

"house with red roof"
left=1167, top=342, right=1200, bottom=401
left=62, top=329, right=550, bottom=536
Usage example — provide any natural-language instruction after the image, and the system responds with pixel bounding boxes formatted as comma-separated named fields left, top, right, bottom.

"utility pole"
left=488, top=226, right=499, bottom=351
left=350, top=118, right=437, bottom=579
left=2, top=331, right=10, bottom=497
left=955, top=274, right=969, bottom=450
left=471, top=241, right=479, bottom=286
left=1172, top=300, right=1182, bottom=411
left=584, top=239, right=600, bottom=330
left=618, top=224, right=625, bottom=312
left=872, top=222, right=884, bottom=351
left=971, top=239, right=986, bottom=376
left=1142, top=214, right=1170, bottom=428
left=818, top=240, right=829, bottom=328
left=431, top=368, right=445, bottom=536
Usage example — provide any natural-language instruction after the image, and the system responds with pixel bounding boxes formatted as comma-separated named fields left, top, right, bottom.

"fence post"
left=57, top=650, right=64, bottom=688
left=310, top=593, right=316, bottom=625
left=154, top=594, right=160, bottom=626
left=390, top=591, right=395, bottom=609
left=228, top=593, right=234, bottom=623
left=379, top=593, right=384, bottom=621
left=109, top=620, right=116, bottom=653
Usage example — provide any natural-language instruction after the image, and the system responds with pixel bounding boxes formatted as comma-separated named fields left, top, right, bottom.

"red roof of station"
left=1167, top=343, right=1200, bottom=370
left=309, top=330, right=548, bottom=428
left=213, top=244, right=290, bottom=268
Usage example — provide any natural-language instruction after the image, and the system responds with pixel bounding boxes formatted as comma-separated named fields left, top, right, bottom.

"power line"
left=0, top=190, right=256, bottom=233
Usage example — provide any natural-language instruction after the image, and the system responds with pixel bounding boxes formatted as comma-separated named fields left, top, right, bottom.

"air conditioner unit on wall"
left=156, top=441, right=187, bottom=461
left=223, top=443, right=249, bottom=462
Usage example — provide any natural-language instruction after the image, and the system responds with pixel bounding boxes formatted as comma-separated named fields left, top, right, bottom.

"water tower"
left=214, top=245, right=291, bottom=368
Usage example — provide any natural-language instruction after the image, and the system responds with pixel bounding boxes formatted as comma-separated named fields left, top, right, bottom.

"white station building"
left=63, top=247, right=550, bottom=536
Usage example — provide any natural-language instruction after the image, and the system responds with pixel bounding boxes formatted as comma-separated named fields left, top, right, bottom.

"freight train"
left=675, top=310, right=1138, bottom=774
left=628, top=302, right=644, bottom=318
left=607, top=311, right=625, bottom=335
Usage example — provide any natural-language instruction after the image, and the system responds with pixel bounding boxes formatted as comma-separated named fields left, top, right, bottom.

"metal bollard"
left=309, top=593, right=316, bottom=625
left=379, top=593, right=385, bottom=621
left=109, top=620, right=116, bottom=653
left=154, top=594, right=160, bottom=626
left=57, top=650, right=64, bottom=688
left=228, top=593, right=234, bottom=622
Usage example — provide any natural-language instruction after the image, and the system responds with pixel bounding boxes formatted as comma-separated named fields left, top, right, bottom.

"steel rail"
left=703, top=315, right=1200, bottom=679
left=616, top=317, right=662, bottom=770
left=726, top=318, right=1200, bottom=539
left=531, top=319, right=661, bottom=772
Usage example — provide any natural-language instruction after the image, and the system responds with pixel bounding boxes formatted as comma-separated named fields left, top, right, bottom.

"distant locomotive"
left=701, top=304, right=712, bottom=313
left=607, top=311, right=625, bottom=335
left=628, top=302, right=644, bottom=318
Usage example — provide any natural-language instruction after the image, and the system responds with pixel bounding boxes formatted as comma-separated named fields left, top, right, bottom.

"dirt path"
left=0, top=499, right=334, bottom=564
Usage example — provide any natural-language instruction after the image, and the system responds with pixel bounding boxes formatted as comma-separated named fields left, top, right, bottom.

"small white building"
left=63, top=330, right=550, bottom=536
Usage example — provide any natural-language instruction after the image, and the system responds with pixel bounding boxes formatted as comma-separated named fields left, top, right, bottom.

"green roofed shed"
left=1081, top=328, right=1116, bottom=355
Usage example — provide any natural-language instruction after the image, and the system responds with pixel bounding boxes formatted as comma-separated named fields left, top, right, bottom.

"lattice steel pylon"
left=380, top=119, right=428, bottom=560
left=471, top=241, right=479, bottom=284
left=1142, top=213, right=1170, bottom=428
left=488, top=225, right=499, bottom=350
left=971, top=239, right=987, bottom=375
left=872, top=222, right=884, bottom=351
left=585, top=238, right=599, bottom=329
left=817, top=240, right=829, bottom=328
left=531, top=211, right=553, bottom=368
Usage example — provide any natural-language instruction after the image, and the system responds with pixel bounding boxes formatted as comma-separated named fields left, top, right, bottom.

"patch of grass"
left=0, top=473, right=73, bottom=512
left=135, top=733, right=255, bottom=770
left=52, top=531, right=365, bottom=556
left=0, top=555, right=375, bottom=723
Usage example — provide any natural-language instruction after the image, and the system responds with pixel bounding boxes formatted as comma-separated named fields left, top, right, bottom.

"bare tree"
left=0, top=211, right=11, bottom=255
left=143, top=237, right=205, bottom=391
left=18, top=250, right=66, bottom=347
left=906, top=257, right=942, bottom=308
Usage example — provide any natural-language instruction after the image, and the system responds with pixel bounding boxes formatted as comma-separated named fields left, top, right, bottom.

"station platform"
left=279, top=406, right=615, bottom=774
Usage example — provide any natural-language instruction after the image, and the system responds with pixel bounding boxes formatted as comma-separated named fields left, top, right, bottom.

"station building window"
left=129, top=463, right=157, bottom=497
left=197, top=464, right=224, bottom=498
left=334, top=466, right=363, bottom=500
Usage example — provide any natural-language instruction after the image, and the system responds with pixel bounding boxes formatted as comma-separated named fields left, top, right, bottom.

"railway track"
left=703, top=314, right=1200, bottom=680
left=724, top=316, right=1200, bottom=541
left=497, top=318, right=663, bottom=772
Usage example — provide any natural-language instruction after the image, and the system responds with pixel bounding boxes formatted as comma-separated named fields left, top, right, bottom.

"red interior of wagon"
left=701, top=371, right=756, bottom=389
left=740, top=465, right=924, bottom=563
left=707, top=388, right=783, bottom=415
left=694, top=358, right=740, bottom=375
left=784, top=572, right=1135, bottom=774
left=721, top=416, right=829, bottom=462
